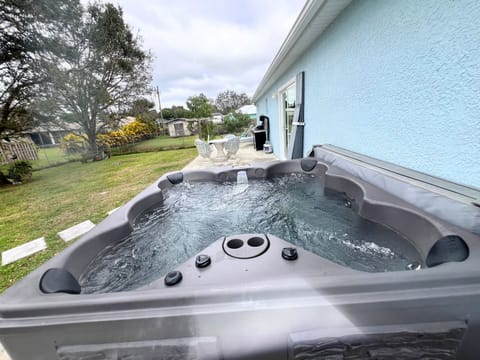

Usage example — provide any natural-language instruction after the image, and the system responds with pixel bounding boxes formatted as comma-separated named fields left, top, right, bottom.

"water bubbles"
left=80, top=173, right=422, bottom=293
left=341, top=239, right=396, bottom=258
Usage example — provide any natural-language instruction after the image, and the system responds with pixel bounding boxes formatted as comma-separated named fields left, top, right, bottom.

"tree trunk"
left=87, top=130, right=97, bottom=154
left=86, top=112, right=97, bottom=154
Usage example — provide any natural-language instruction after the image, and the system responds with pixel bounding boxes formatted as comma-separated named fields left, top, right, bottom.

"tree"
left=128, top=98, right=155, bottom=117
left=186, top=93, right=213, bottom=118
left=162, top=105, right=192, bottom=120
left=222, top=112, right=253, bottom=134
left=215, top=90, right=251, bottom=114
left=0, top=0, right=80, bottom=139
left=127, top=98, right=157, bottom=125
left=45, top=2, right=152, bottom=153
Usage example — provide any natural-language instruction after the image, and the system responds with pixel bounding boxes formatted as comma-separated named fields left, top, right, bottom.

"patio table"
left=208, top=139, right=227, bottom=160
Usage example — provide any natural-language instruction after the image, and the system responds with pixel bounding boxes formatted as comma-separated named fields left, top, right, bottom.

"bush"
left=221, top=113, right=254, bottom=135
left=60, top=133, right=88, bottom=155
left=0, top=172, right=10, bottom=185
left=97, top=130, right=127, bottom=147
left=97, top=120, right=156, bottom=147
left=123, top=119, right=155, bottom=137
left=6, top=160, right=33, bottom=183
left=199, top=120, right=216, bottom=141
left=61, top=120, right=157, bottom=159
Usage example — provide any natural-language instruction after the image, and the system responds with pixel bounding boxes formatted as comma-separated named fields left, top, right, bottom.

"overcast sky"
left=109, top=0, right=306, bottom=108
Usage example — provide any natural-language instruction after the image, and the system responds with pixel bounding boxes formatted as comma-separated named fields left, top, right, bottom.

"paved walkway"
left=183, top=141, right=277, bottom=170
left=0, top=344, right=9, bottom=360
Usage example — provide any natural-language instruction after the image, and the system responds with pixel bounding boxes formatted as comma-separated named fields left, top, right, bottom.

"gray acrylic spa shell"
left=1, top=153, right=479, bottom=360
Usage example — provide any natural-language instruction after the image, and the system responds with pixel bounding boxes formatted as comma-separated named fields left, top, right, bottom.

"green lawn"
left=0, top=146, right=80, bottom=173
left=110, top=135, right=196, bottom=155
left=133, top=135, right=195, bottom=150
left=34, top=146, right=82, bottom=169
left=0, top=136, right=196, bottom=173
left=0, top=148, right=197, bottom=293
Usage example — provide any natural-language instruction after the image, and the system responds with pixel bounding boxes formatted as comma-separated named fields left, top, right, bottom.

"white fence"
left=0, top=141, right=39, bottom=165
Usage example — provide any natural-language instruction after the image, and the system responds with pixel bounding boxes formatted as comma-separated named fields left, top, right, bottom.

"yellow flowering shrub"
left=96, top=120, right=156, bottom=147
left=60, top=133, right=88, bottom=155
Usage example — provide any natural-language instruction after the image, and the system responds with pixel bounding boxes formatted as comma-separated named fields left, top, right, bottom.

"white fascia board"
left=253, top=0, right=351, bottom=102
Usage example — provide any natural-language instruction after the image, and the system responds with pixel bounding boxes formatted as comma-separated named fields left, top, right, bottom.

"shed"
left=167, top=119, right=194, bottom=137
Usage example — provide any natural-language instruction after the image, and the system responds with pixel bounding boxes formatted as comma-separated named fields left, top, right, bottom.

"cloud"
left=100, top=0, right=306, bottom=107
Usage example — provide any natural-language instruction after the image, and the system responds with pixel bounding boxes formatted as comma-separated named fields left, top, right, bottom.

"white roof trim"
left=253, top=0, right=351, bottom=102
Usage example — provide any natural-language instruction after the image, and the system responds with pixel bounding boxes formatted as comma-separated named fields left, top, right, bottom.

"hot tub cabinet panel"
left=1, top=153, right=480, bottom=360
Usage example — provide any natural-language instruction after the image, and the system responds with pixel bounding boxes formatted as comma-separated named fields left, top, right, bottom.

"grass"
left=110, top=135, right=196, bottom=155
left=0, top=146, right=80, bottom=173
left=0, top=148, right=197, bottom=293
left=0, top=136, right=196, bottom=173
left=34, top=146, right=82, bottom=169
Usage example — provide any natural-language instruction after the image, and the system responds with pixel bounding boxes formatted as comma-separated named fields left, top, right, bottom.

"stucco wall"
left=256, top=0, right=480, bottom=188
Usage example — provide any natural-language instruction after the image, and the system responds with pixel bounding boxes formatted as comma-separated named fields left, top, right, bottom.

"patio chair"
left=224, top=134, right=236, bottom=140
left=224, top=136, right=240, bottom=159
left=195, top=139, right=212, bottom=159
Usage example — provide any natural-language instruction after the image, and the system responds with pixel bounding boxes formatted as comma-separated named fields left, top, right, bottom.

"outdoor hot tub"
left=1, top=146, right=480, bottom=360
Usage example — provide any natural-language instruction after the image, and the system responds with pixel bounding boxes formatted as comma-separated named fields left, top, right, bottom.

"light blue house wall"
left=256, top=0, right=480, bottom=188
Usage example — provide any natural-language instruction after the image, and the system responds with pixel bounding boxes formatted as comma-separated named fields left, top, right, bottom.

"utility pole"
left=156, top=86, right=163, bottom=120
left=156, top=86, right=164, bottom=136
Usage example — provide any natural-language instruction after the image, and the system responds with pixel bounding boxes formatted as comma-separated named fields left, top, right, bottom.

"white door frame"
left=277, top=77, right=296, bottom=160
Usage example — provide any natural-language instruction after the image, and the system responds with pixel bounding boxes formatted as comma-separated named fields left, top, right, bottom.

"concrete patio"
left=183, top=141, right=277, bottom=170
left=0, top=344, right=8, bottom=360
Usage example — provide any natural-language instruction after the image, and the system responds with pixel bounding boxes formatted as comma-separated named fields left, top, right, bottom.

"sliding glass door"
left=280, top=83, right=296, bottom=158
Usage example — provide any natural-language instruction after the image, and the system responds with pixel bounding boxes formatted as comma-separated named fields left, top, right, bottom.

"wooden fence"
left=0, top=141, right=39, bottom=165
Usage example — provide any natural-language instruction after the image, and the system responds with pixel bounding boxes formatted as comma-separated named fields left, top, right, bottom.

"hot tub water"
left=80, top=174, right=422, bottom=293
